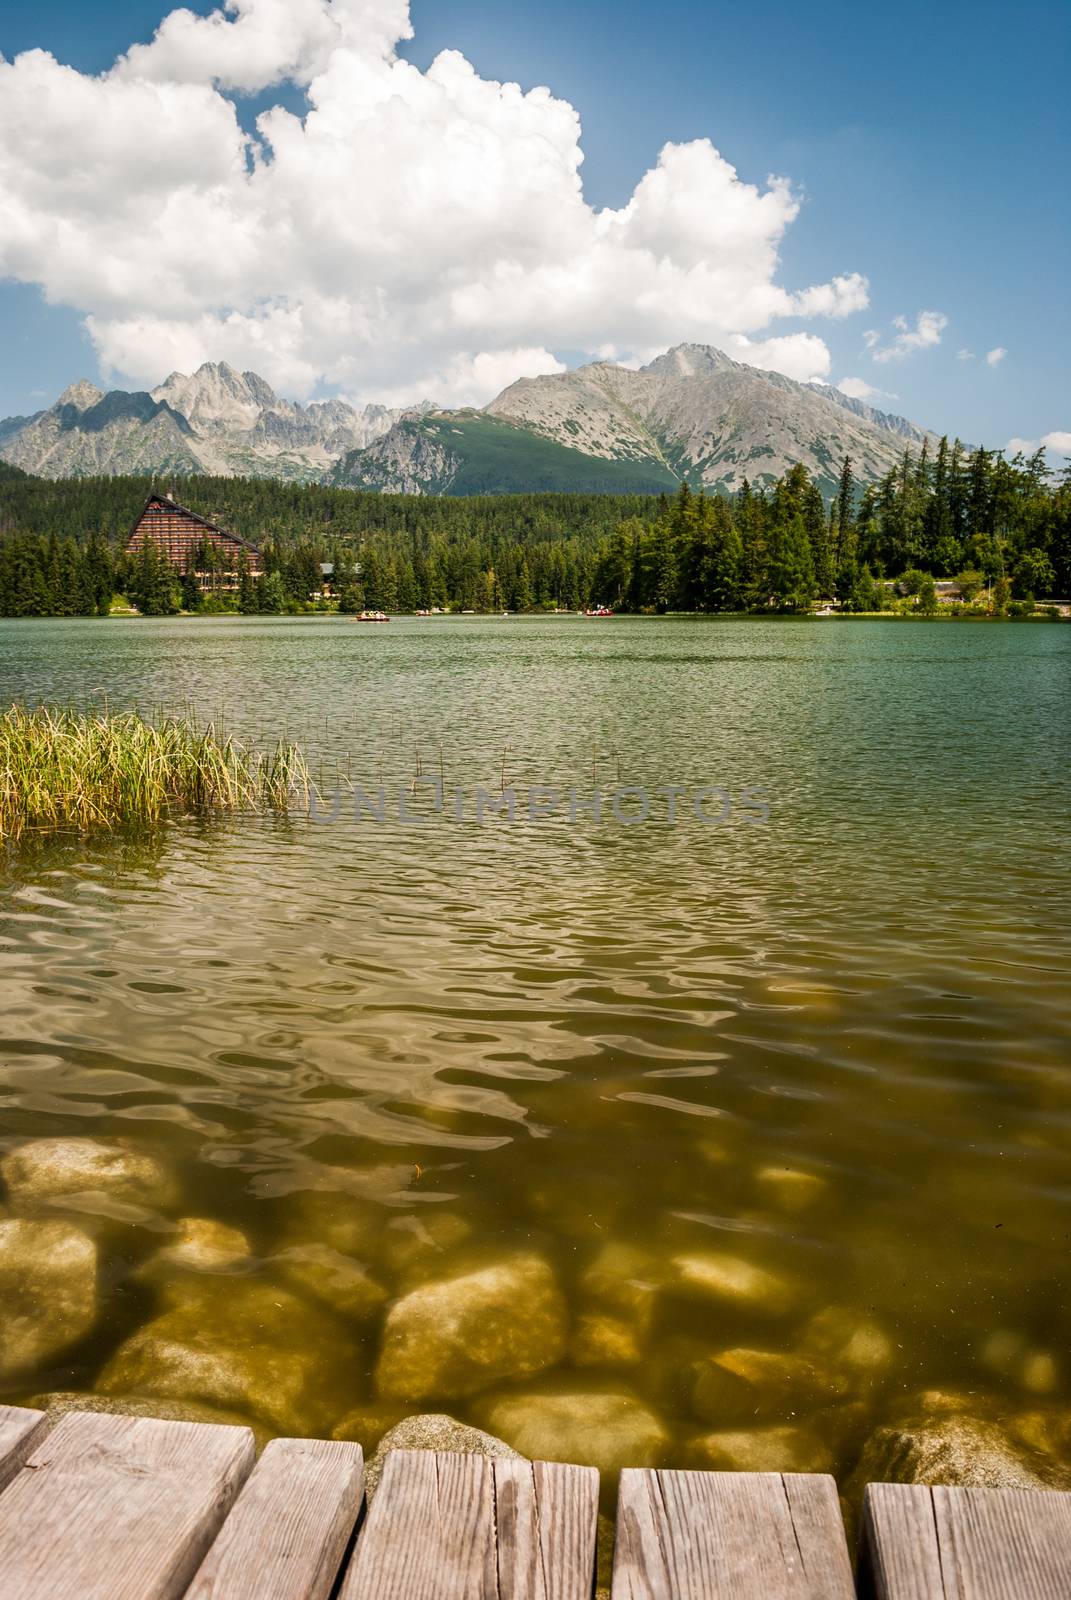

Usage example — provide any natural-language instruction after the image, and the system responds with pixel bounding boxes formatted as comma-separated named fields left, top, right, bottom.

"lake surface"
left=1, top=615, right=1069, bottom=1489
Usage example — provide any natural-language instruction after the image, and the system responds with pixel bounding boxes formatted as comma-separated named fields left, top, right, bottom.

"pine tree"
left=237, top=549, right=257, bottom=614
left=703, top=498, right=743, bottom=610
left=765, top=514, right=815, bottom=611
left=835, top=456, right=855, bottom=547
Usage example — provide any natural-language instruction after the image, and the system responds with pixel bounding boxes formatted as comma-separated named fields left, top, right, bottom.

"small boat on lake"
left=355, top=610, right=390, bottom=622
left=583, top=605, right=614, bottom=617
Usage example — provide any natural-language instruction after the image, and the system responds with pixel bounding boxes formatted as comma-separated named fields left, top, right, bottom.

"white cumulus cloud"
left=725, top=333, right=834, bottom=383
left=986, top=346, right=1007, bottom=366
left=868, top=310, right=948, bottom=365
left=0, top=0, right=871, bottom=404
left=836, top=376, right=895, bottom=402
left=1005, top=431, right=1071, bottom=461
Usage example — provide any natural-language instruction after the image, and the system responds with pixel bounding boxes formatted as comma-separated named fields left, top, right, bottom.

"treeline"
left=0, top=474, right=652, bottom=548
left=0, top=442, right=1068, bottom=617
left=593, top=444, right=1070, bottom=613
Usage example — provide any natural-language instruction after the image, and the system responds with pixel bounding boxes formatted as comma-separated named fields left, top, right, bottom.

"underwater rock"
left=273, top=1243, right=388, bottom=1321
left=1, top=1137, right=174, bottom=1213
left=375, top=1253, right=567, bottom=1402
left=1010, top=1408, right=1071, bottom=1462
left=332, top=1404, right=410, bottom=1454
left=572, top=1312, right=644, bottom=1369
left=689, top=1424, right=834, bottom=1475
left=276, top=1191, right=382, bottom=1261
left=753, top=1165, right=827, bottom=1213
left=378, top=1211, right=473, bottom=1284
left=99, top=1277, right=357, bottom=1437
left=138, top=1217, right=251, bottom=1279
left=28, top=1390, right=271, bottom=1450
left=847, top=1409, right=1071, bottom=1494
left=692, top=1347, right=848, bottom=1425
left=364, top=1414, right=521, bottom=1499
left=669, top=1251, right=797, bottom=1317
left=579, top=1242, right=660, bottom=1333
left=0, top=1218, right=97, bottom=1376
left=978, top=1329, right=1060, bottom=1395
left=475, top=1391, right=668, bottom=1477
left=800, top=1304, right=894, bottom=1376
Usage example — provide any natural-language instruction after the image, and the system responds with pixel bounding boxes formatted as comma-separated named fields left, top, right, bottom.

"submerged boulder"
left=669, top=1251, right=798, bottom=1317
left=99, top=1277, right=358, bottom=1437
left=847, top=1409, right=1071, bottom=1494
left=333, top=1404, right=410, bottom=1454
left=475, top=1391, right=668, bottom=1477
left=1, top=1137, right=173, bottom=1213
left=800, top=1304, right=894, bottom=1378
left=379, top=1211, right=474, bottom=1285
left=364, top=1414, right=521, bottom=1499
left=572, top=1312, right=645, bottom=1369
left=753, top=1165, right=828, bottom=1214
left=375, top=1253, right=567, bottom=1402
left=138, top=1217, right=251, bottom=1282
left=689, top=1424, right=834, bottom=1475
left=273, top=1171, right=414, bottom=1267
left=273, top=1243, right=388, bottom=1321
left=579, top=1242, right=660, bottom=1332
left=692, top=1346, right=848, bottom=1425
left=0, top=1218, right=97, bottom=1376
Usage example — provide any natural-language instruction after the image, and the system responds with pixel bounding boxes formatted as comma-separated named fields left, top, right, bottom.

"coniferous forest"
left=0, top=441, right=1068, bottom=618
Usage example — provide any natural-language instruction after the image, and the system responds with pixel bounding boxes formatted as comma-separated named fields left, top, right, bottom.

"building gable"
left=126, top=494, right=263, bottom=579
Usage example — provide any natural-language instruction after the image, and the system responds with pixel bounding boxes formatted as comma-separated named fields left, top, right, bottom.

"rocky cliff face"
left=336, top=418, right=463, bottom=495
left=0, top=363, right=431, bottom=482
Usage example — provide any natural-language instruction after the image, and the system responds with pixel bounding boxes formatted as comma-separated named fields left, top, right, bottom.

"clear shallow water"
left=1, top=615, right=1069, bottom=1482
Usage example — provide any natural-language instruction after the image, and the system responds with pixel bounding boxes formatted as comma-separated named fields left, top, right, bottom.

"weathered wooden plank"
left=863, top=1482, right=1071, bottom=1599
left=0, top=1405, right=48, bottom=1493
left=186, top=1437, right=364, bottom=1600
left=339, top=1449, right=599, bottom=1599
left=861, top=1482, right=944, bottom=1599
left=340, top=1450, right=496, bottom=1598
left=491, top=1457, right=599, bottom=1600
left=0, top=1409, right=254, bottom=1600
left=612, top=1468, right=855, bottom=1599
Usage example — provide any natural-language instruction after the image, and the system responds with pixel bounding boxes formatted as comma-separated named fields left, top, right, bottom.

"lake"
left=1, top=614, right=1069, bottom=1488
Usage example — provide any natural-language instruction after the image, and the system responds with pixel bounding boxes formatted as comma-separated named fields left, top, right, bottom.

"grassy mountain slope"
left=329, top=411, right=679, bottom=495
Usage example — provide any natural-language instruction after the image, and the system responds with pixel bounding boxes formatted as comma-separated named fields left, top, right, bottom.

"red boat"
left=583, top=605, right=614, bottom=617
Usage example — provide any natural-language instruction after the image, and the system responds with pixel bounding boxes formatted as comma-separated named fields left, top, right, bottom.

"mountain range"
left=0, top=367, right=430, bottom=481
left=0, top=346, right=939, bottom=497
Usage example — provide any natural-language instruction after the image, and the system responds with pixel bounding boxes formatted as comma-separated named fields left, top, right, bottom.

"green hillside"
left=332, top=412, right=680, bottom=495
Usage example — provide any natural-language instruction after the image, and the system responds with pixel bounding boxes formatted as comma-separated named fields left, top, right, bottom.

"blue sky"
left=1, top=0, right=1068, bottom=452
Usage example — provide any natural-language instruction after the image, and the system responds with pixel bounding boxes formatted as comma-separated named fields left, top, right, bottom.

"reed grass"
left=0, top=706, right=312, bottom=841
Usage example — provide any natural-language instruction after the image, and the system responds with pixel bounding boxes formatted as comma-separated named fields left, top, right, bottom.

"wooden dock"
left=1, top=1402, right=1069, bottom=1597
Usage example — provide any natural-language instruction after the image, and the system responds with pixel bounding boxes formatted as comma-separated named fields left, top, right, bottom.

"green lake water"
left=1, top=614, right=1069, bottom=1488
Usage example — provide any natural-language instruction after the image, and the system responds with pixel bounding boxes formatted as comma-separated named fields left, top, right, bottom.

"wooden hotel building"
left=126, top=493, right=263, bottom=593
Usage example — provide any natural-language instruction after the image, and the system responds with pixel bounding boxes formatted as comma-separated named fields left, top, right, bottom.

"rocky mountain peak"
left=641, top=343, right=737, bottom=379
left=152, top=362, right=280, bottom=431
left=2, top=367, right=441, bottom=482
left=56, top=380, right=105, bottom=412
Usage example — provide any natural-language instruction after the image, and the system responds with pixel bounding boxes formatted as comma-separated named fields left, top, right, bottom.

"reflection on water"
left=0, top=615, right=1069, bottom=1491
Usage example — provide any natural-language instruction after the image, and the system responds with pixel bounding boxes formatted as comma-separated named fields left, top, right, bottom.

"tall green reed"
left=0, top=706, right=312, bottom=840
